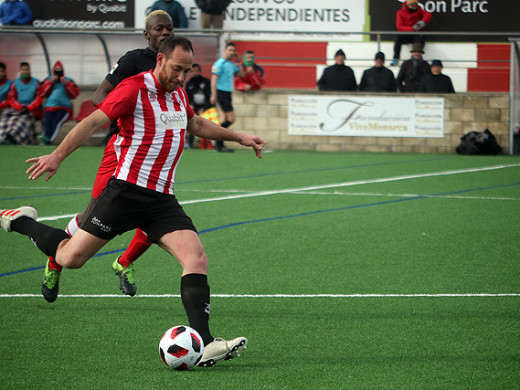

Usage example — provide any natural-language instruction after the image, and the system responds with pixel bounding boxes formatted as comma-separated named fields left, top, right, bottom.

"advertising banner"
left=369, top=0, right=520, bottom=42
left=17, top=0, right=134, bottom=30
left=288, top=95, right=444, bottom=138
left=136, top=0, right=365, bottom=35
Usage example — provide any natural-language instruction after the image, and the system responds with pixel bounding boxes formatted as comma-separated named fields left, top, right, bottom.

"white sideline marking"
left=21, top=162, right=520, bottom=222
left=0, top=293, right=518, bottom=298
left=179, top=163, right=520, bottom=205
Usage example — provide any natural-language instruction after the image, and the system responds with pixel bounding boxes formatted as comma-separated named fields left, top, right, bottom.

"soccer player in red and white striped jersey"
left=4, top=36, right=264, bottom=367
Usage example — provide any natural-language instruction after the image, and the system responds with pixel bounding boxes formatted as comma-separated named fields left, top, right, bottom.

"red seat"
left=75, top=100, right=97, bottom=122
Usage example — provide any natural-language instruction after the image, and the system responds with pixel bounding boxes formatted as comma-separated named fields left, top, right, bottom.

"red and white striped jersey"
left=99, top=71, right=194, bottom=195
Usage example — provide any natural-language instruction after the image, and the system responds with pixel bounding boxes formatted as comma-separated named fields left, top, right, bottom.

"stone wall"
left=51, top=88, right=510, bottom=153
left=232, top=89, right=510, bottom=154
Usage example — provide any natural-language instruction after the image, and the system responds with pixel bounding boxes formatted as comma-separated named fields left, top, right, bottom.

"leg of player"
left=1, top=206, right=109, bottom=296
left=158, top=229, right=247, bottom=367
left=112, top=228, right=152, bottom=296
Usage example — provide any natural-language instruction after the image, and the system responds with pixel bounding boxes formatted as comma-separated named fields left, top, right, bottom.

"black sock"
left=11, top=217, right=69, bottom=258
left=221, top=120, right=231, bottom=128
left=180, top=273, right=214, bottom=345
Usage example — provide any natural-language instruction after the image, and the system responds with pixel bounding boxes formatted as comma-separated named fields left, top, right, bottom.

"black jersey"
left=105, top=47, right=157, bottom=88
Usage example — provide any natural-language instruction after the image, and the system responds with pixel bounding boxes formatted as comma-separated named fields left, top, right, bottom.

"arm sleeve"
left=26, top=83, right=44, bottom=112
left=64, top=79, right=80, bottom=99
left=176, top=3, right=188, bottom=28
left=419, top=9, right=433, bottom=24
left=396, top=11, right=414, bottom=32
left=98, top=77, right=140, bottom=121
left=105, top=52, right=137, bottom=88
left=39, top=78, right=54, bottom=98
left=7, top=83, right=22, bottom=111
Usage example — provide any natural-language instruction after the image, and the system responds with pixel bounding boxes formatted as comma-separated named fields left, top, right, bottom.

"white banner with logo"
left=136, top=0, right=365, bottom=34
left=288, top=95, right=444, bottom=138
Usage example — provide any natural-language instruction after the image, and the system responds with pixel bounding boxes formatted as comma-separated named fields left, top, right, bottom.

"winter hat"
left=334, top=49, right=346, bottom=58
left=431, top=59, right=443, bottom=67
left=406, top=0, right=418, bottom=5
left=410, top=43, right=425, bottom=53
left=53, top=61, right=63, bottom=71
left=375, top=51, right=385, bottom=61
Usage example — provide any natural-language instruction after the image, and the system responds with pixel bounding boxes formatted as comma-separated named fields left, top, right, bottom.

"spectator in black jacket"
left=184, top=63, right=211, bottom=148
left=417, top=59, right=455, bottom=93
left=317, top=49, right=357, bottom=92
left=396, top=43, right=431, bottom=92
left=359, top=52, right=396, bottom=92
left=195, top=0, right=232, bottom=29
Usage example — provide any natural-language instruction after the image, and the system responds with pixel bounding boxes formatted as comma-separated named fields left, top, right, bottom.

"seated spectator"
left=396, top=43, right=431, bottom=93
left=359, top=52, right=396, bottom=92
left=0, top=62, right=42, bottom=145
left=417, top=60, right=455, bottom=93
left=0, top=62, right=12, bottom=110
left=39, top=61, right=80, bottom=145
left=234, top=51, right=265, bottom=92
left=391, top=0, right=433, bottom=66
left=149, top=0, right=187, bottom=28
left=184, top=63, right=211, bottom=148
left=317, top=49, right=357, bottom=92
left=0, top=0, right=32, bottom=26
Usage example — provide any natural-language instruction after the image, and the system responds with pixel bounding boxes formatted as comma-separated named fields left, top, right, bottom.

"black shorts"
left=81, top=178, right=197, bottom=242
left=217, top=90, right=233, bottom=112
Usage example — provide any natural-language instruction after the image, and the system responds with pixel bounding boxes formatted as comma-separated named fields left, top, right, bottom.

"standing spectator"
left=195, top=0, right=231, bottom=29
left=211, top=42, right=243, bottom=152
left=391, top=0, right=433, bottom=66
left=317, top=49, right=357, bottom=92
left=359, top=52, right=396, bottom=92
left=184, top=63, right=211, bottom=148
left=0, top=62, right=12, bottom=111
left=396, top=43, right=431, bottom=93
left=234, top=51, right=265, bottom=92
left=39, top=61, right=80, bottom=145
left=0, top=62, right=41, bottom=145
left=149, top=0, right=187, bottom=28
left=0, top=0, right=32, bottom=25
left=417, top=60, right=455, bottom=93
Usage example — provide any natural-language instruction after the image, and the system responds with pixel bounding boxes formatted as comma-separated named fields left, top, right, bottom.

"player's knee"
left=56, top=249, right=89, bottom=269
left=185, top=252, right=208, bottom=274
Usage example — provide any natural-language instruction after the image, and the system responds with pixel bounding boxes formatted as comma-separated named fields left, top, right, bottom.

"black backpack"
left=455, top=129, right=502, bottom=155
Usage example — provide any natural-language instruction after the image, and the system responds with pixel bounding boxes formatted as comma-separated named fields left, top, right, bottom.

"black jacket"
left=396, top=58, right=431, bottom=92
left=417, top=73, right=455, bottom=93
left=185, top=75, right=212, bottom=113
left=195, top=0, right=232, bottom=14
left=317, top=64, right=357, bottom=92
left=359, top=66, right=396, bottom=92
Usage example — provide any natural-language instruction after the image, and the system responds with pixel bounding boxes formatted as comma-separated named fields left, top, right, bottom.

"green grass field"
left=1, top=145, right=519, bottom=389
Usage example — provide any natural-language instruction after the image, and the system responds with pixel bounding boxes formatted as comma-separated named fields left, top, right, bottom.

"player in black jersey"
left=40, top=11, right=174, bottom=303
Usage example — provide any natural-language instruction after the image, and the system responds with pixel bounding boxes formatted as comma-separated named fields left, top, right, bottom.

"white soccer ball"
left=159, top=325, right=204, bottom=370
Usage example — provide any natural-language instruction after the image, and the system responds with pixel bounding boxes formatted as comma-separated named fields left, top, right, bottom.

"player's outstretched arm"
left=188, top=115, right=265, bottom=158
left=26, top=109, right=111, bottom=181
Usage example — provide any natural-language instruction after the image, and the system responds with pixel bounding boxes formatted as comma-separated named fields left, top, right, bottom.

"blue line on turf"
left=1, top=180, right=517, bottom=278
left=0, top=190, right=91, bottom=202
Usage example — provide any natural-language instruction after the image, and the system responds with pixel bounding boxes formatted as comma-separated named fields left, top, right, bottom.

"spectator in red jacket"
left=234, top=51, right=265, bottom=92
left=391, top=0, right=433, bottom=66
left=39, top=61, right=80, bottom=145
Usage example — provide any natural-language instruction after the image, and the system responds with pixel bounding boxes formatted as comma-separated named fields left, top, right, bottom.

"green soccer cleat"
left=41, top=261, right=60, bottom=303
left=112, top=257, right=137, bottom=296
left=197, top=336, right=248, bottom=367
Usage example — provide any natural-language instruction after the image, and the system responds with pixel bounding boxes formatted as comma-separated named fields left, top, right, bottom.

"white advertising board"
left=288, top=95, right=444, bottom=138
left=136, top=0, right=365, bottom=34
